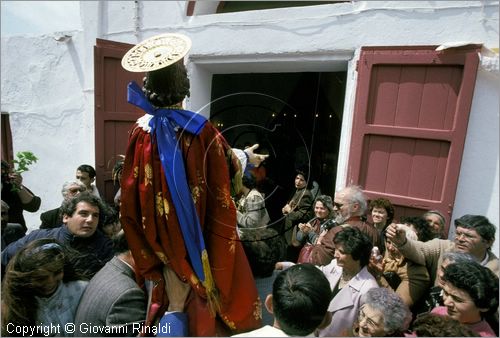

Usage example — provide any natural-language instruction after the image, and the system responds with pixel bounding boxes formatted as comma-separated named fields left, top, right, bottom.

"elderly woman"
left=353, top=287, right=412, bottom=337
left=1, top=239, right=88, bottom=336
left=431, top=260, right=499, bottom=336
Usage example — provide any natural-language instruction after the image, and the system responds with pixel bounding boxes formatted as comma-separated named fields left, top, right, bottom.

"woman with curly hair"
left=1, top=239, right=88, bottom=336
left=353, top=287, right=412, bottom=337
left=411, top=313, right=478, bottom=337
left=368, top=198, right=395, bottom=233
left=431, top=260, right=499, bottom=336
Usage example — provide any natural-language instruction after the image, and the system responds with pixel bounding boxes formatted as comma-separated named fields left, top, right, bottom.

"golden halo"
left=121, top=33, right=192, bottom=72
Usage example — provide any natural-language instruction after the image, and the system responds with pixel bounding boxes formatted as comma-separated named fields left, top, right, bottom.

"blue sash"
left=127, top=81, right=209, bottom=284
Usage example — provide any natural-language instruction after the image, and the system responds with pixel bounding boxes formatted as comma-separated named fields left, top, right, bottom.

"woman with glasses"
left=1, top=238, right=88, bottom=336
left=353, top=287, right=412, bottom=337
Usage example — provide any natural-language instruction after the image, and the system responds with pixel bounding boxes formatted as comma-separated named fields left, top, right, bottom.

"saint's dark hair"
left=143, top=60, right=190, bottom=107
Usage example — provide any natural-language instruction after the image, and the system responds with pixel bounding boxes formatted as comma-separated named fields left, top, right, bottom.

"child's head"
left=268, top=263, right=332, bottom=336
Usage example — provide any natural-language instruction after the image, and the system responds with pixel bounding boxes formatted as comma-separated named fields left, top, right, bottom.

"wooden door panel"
left=367, top=66, right=400, bottom=125
left=350, top=46, right=480, bottom=236
left=94, top=39, right=144, bottom=205
left=362, top=136, right=452, bottom=209
left=419, top=66, right=461, bottom=130
left=394, top=70, right=424, bottom=127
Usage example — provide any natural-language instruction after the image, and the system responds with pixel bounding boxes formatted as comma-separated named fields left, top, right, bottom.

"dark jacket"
left=1, top=183, right=41, bottom=233
left=310, top=216, right=383, bottom=266
left=1, top=223, right=25, bottom=250
left=284, top=188, right=314, bottom=245
left=39, top=207, right=63, bottom=229
left=1, top=225, right=113, bottom=277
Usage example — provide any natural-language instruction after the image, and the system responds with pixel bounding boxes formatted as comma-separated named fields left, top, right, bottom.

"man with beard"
left=308, top=185, right=382, bottom=265
left=386, top=214, right=499, bottom=284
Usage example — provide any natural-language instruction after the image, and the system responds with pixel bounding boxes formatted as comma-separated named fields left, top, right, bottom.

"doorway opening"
left=210, top=71, right=347, bottom=223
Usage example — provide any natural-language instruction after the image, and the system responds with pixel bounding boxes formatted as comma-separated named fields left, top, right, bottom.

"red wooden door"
left=94, top=39, right=144, bottom=205
left=348, top=46, right=480, bottom=236
left=1, top=113, right=13, bottom=163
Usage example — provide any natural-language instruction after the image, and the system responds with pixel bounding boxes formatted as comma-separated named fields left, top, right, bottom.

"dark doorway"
left=210, top=71, right=346, bottom=224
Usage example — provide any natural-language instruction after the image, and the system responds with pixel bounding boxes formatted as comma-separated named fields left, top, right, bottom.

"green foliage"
left=12, top=151, right=38, bottom=174
left=9, top=151, right=38, bottom=192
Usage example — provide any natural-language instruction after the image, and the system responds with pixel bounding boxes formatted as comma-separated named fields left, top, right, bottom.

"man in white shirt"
left=76, top=164, right=100, bottom=198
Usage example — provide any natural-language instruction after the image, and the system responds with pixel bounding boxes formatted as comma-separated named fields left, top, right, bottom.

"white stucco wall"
left=1, top=1, right=498, bottom=254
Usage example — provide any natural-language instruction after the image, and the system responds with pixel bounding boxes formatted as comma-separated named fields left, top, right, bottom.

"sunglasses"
left=334, top=202, right=344, bottom=209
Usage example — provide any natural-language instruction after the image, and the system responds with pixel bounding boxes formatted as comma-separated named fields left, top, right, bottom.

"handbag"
left=297, top=243, right=314, bottom=263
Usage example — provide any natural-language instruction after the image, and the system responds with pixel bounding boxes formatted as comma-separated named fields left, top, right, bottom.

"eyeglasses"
left=334, top=202, right=344, bottom=209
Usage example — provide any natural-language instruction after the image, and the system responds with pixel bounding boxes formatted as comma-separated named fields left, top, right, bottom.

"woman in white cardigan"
left=316, top=227, right=379, bottom=337
left=276, top=227, right=378, bottom=337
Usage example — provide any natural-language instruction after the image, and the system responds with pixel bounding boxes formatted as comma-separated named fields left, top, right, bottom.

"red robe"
left=120, top=121, right=261, bottom=336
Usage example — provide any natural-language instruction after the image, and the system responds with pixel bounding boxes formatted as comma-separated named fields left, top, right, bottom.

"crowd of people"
left=2, top=164, right=498, bottom=337
left=1, top=32, right=499, bottom=337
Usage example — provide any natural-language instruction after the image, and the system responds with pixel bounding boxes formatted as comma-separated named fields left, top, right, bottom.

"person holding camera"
left=1, top=160, right=41, bottom=234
